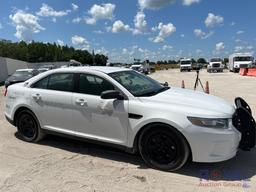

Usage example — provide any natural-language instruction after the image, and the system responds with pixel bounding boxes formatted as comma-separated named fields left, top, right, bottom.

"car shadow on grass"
left=15, top=132, right=256, bottom=182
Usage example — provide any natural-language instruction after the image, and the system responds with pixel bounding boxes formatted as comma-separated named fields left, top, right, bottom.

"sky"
left=0, top=0, right=255, bottom=63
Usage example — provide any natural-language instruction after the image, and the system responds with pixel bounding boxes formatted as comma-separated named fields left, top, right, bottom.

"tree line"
left=0, top=39, right=108, bottom=66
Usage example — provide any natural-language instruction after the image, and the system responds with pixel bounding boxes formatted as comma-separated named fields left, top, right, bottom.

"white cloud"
left=182, top=0, right=200, bottom=6
left=71, top=3, right=79, bottom=11
left=85, top=3, right=115, bottom=24
left=52, top=18, right=57, bottom=23
left=215, top=42, right=225, bottom=51
left=162, top=45, right=173, bottom=50
left=196, top=49, right=202, bottom=54
left=111, top=20, right=131, bottom=33
left=133, top=11, right=147, bottom=35
left=0, top=22, right=3, bottom=29
left=93, top=30, right=104, bottom=34
left=36, top=4, right=70, bottom=17
left=230, top=22, right=235, bottom=26
left=236, top=30, right=244, bottom=35
left=122, top=48, right=128, bottom=54
left=138, top=0, right=175, bottom=10
left=205, top=13, right=224, bottom=27
left=72, top=17, right=82, bottom=24
left=151, top=22, right=176, bottom=43
left=56, top=39, right=64, bottom=46
left=180, top=34, right=185, bottom=38
left=194, top=29, right=213, bottom=39
left=71, top=35, right=90, bottom=50
left=9, top=10, right=45, bottom=41
left=234, top=46, right=244, bottom=52
left=95, top=47, right=108, bottom=55
left=246, top=46, right=254, bottom=50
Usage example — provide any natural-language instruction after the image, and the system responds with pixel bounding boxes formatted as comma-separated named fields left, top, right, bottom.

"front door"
left=72, top=73, right=129, bottom=145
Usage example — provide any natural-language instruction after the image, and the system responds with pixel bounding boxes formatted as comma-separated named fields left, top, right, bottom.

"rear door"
left=30, top=73, right=75, bottom=133
left=72, top=73, right=129, bottom=145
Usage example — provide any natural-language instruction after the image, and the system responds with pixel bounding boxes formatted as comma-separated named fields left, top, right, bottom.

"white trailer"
left=229, top=53, right=254, bottom=72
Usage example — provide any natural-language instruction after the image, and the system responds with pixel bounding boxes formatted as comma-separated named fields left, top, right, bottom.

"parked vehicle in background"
left=229, top=53, right=254, bottom=72
left=207, top=58, right=224, bottom=73
left=130, top=64, right=143, bottom=72
left=38, top=68, right=50, bottom=73
left=180, top=59, right=193, bottom=72
left=61, top=60, right=82, bottom=68
left=40, top=65, right=55, bottom=70
left=4, top=67, right=256, bottom=171
left=4, top=69, right=39, bottom=88
left=130, top=59, right=150, bottom=74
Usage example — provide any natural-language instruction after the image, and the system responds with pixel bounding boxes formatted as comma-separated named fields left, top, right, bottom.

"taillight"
left=4, top=88, right=7, bottom=97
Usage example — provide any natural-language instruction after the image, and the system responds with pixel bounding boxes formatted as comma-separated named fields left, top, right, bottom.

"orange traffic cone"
left=205, top=81, right=209, bottom=94
left=181, top=80, right=185, bottom=89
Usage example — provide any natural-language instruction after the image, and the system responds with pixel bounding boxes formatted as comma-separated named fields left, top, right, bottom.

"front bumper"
left=188, top=97, right=255, bottom=163
left=186, top=124, right=241, bottom=163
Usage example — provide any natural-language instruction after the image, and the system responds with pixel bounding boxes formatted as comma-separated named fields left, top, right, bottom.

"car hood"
left=6, top=75, right=32, bottom=82
left=140, top=87, right=235, bottom=118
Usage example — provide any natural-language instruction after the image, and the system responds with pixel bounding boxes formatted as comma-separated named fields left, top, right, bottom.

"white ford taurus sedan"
left=4, top=67, right=256, bottom=171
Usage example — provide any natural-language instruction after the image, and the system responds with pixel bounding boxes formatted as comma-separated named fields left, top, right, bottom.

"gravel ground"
left=0, top=69, right=255, bottom=192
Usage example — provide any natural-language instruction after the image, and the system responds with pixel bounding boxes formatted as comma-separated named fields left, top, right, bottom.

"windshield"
left=181, top=61, right=191, bottom=64
left=12, top=71, right=32, bottom=77
left=234, top=57, right=253, bottom=61
left=210, top=58, right=222, bottom=62
left=109, top=70, right=168, bottom=97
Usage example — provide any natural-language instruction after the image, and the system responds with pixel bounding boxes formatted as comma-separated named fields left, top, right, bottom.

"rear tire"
left=16, top=110, right=45, bottom=142
left=138, top=124, right=190, bottom=171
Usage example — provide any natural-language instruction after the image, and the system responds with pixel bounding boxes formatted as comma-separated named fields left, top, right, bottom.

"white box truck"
left=207, top=58, right=224, bottom=73
left=180, top=59, right=193, bottom=72
left=229, top=53, right=254, bottom=72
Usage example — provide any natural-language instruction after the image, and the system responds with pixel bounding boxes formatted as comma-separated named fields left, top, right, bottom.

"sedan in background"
left=5, top=69, right=39, bottom=88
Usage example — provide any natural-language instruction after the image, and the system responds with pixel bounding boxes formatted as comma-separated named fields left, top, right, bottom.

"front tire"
left=16, top=110, right=45, bottom=142
left=138, top=124, right=190, bottom=171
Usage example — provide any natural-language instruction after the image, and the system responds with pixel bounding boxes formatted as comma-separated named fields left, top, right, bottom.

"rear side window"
left=48, top=73, right=74, bottom=92
left=78, top=74, right=115, bottom=96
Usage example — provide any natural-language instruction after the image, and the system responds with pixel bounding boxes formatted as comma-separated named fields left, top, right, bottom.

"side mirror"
left=101, top=90, right=124, bottom=100
left=161, top=82, right=169, bottom=87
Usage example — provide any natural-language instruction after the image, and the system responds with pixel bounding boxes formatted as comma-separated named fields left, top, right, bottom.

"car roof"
left=51, top=66, right=131, bottom=74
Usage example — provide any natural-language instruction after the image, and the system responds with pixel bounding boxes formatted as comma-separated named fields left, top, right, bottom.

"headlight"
left=187, top=117, right=229, bottom=129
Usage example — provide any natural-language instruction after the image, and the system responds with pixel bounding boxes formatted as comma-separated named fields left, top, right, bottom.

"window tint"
left=32, top=77, right=49, bottom=89
left=48, top=73, right=74, bottom=92
left=78, top=74, right=115, bottom=96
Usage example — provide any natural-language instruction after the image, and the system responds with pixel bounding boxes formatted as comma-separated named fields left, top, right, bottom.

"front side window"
left=32, top=76, right=49, bottom=89
left=78, top=74, right=115, bottom=96
left=48, top=73, right=74, bottom=92
left=109, top=70, right=167, bottom=97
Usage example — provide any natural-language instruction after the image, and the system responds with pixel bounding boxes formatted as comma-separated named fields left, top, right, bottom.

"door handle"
left=32, top=93, right=41, bottom=100
left=75, top=99, right=87, bottom=106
